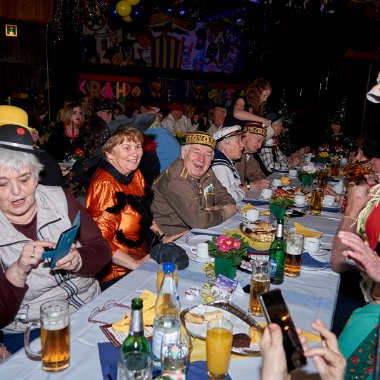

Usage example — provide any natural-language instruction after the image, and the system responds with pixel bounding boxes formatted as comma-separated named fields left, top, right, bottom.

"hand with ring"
left=54, top=243, right=82, bottom=272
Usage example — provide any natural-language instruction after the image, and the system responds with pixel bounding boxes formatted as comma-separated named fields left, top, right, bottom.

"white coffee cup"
left=294, top=194, right=306, bottom=206
left=289, top=169, right=297, bottom=177
left=323, top=195, right=336, bottom=206
left=272, top=179, right=282, bottom=188
left=192, top=242, right=209, bottom=259
left=261, top=188, right=273, bottom=200
left=340, top=157, right=348, bottom=166
left=303, top=237, right=321, bottom=253
left=244, top=209, right=260, bottom=222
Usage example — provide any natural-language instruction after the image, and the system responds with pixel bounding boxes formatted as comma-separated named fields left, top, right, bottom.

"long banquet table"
left=1, top=179, right=343, bottom=379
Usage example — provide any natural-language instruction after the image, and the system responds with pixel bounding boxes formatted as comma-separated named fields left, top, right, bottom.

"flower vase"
left=269, top=204, right=286, bottom=220
left=301, top=174, right=314, bottom=187
left=214, top=257, right=237, bottom=279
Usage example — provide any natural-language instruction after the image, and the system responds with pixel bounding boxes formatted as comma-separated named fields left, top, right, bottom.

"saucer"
left=294, top=203, right=307, bottom=208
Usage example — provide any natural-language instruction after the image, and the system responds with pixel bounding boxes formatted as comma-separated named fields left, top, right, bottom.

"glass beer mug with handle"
left=24, top=300, right=70, bottom=372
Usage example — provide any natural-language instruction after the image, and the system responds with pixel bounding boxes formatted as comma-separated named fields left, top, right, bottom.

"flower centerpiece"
left=269, top=188, right=294, bottom=220
left=313, top=145, right=331, bottom=164
left=208, top=234, right=248, bottom=279
left=71, top=147, right=85, bottom=160
left=298, top=164, right=318, bottom=186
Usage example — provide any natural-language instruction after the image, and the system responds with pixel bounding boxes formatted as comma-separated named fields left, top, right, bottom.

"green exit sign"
left=5, top=24, right=17, bottom=37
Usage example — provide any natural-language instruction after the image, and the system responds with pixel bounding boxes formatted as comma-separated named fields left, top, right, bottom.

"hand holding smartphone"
left=259, top=288, right=307, bottom=373
left=41, top=211, right=80, bottom=268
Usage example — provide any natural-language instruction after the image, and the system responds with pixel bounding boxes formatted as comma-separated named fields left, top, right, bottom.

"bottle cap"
left=131, top=298, right=143, bottom=310
left=163, top=262, right=175, bottom=274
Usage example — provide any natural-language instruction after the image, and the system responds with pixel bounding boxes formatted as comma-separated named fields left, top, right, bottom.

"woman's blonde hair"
left=60, top=102, right=83, bottom=125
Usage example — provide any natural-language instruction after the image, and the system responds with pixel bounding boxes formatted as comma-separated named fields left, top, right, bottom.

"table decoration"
left=297, top=165, right=318, bottom=186
left=208, top=234, right=248, bottom=279
left=269, top=188, right=294, bottom=220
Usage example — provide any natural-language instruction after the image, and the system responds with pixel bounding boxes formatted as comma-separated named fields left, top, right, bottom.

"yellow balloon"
left=123, top=16, right=133, bottom=22
left=126, top=0, right=140, bottom=5
left=116, top=1, right=132, bottom=17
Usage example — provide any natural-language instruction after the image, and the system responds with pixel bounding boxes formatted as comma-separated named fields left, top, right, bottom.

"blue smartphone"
left=41, top=211, right=80, bottom=268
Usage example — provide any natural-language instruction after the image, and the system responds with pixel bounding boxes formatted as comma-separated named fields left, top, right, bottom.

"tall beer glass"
left=310, top=188, right=324, bottom=216
left=249, top=260, right=270, bottom=316
left=285, top=234, right=304, bottom=277
left=24, top=300, right=70, bottom=371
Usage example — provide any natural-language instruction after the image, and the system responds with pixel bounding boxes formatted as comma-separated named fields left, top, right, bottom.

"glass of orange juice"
left=156, top=263, right=178, bottom=293
left=206, top=318, right=233, bottom=379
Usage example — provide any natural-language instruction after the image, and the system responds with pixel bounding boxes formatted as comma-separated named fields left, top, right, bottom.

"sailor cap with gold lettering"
left=213, top=125, right=242, bottom=143
left=185, top=131, right=216, bottom=149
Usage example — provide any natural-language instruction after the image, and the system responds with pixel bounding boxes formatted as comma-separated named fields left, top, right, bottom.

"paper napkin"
left=293, top=222, right=323, bottom=238
left=112, top=290, right=157, bottom=332
left=240, top=203, right=254, bottom=213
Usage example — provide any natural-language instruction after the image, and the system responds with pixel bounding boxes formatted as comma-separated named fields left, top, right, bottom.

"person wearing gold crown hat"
left=152, top=131, right=236, bottom=235
left=0, top=105, right=64, bottom=187
left=236, top=122, right=271, bottom=190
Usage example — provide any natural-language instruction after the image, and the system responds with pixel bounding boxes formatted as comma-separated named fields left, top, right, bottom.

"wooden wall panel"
left=0, top=0, right=53, bottom=23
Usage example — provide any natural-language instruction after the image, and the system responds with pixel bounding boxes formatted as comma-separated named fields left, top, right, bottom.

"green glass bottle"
left=121, top=298, right=150, bottom=358
left=269, top=219, right=286, bottom=285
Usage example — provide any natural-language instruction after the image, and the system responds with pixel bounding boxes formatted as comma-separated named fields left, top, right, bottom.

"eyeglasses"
left=88, top=300, right=130, bottom=325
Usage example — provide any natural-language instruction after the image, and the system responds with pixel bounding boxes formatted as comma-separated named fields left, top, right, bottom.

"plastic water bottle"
left=152, top=262, right=181, bottom=366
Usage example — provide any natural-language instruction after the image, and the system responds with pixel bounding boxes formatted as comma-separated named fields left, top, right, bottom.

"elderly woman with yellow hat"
left=0, top=123, right=111, bottom=354
left=0, top=105, right=64, bottom=187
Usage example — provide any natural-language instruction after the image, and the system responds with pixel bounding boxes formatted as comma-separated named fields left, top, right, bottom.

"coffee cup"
left=340, top=157, right=348, bottom=166
left=244, top=209, right=260, bottom=222
left=303, top=237, right=321, bottom=253
left=294, top=194, right=306, bottom=206
left=272, top=179, right=282, bottom=188
left=323, top=195, right=336, bottom=206
left=261, top=188, right=273, bottom=200
left=289, top=169, right=297, bottom=177
left=192, top=242, right=209, bottom=259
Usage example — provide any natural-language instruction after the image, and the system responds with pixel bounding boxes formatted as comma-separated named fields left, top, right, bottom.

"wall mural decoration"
left=78, top=74, right=245, bottom=106
left=82, top=12, right=244, bottom=74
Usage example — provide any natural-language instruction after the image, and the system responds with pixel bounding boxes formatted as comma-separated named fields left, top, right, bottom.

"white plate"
left=323, top=202, right=340, bottom=209
left=186, top=235, right=214, bottom=247
left=188, top=250, right=214, bottom=263
left=182, top=304, right=260, bottom=354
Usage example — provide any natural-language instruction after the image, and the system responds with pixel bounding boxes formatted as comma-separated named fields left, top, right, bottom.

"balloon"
left=122, top=15, right=133, bottom=22
left=126, top=0, right=140, bottom=5
left=116, top=1, right=132, bottom=17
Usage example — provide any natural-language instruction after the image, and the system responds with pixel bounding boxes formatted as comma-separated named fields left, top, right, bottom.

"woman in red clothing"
left=86, top=128, right=183, bottom=290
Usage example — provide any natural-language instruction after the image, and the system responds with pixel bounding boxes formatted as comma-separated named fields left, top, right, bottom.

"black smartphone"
left=259, top=288, right=307, bottom=373
left=41, top=211, right=81, bottom=268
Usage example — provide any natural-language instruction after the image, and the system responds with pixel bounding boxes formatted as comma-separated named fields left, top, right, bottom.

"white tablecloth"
left=1, top=187, right=343, bottom=379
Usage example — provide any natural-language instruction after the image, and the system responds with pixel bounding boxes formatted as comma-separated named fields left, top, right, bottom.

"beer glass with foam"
left=249, top=260, right=270, bottom=316
left=285, top=234, right=304, bottom=277
left=24, top=300, right=70, bottom=371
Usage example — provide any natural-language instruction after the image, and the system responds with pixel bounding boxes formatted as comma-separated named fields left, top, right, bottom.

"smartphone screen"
left=259, top=288, right=307, bottom=372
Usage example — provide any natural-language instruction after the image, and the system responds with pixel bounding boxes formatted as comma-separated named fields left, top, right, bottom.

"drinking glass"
left=118, top=351, right=152, bottom=380
left=206, top=318, right=233, bottom=379
left=310, top=188, right=324, bottom=216
left=330, top=157, right=340, bottom=177
left=157, top=263, right=178, bottom=293
left=317, top=170, right=328, bottom=188
left=24, top=300, right=70, bottom=372
left=249, top=260, right=270, bottom=316
left=285, top=234, right=304, bottom=277
left=161, top=332, right=189, bottom=379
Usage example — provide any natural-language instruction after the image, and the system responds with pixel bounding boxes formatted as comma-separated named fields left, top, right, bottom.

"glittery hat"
left=185, top=131, right=216, bottom=149
left=243, top=122, right=267, bottom=137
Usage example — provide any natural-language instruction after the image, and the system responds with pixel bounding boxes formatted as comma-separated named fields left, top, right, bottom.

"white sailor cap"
left=213, top=125, right=242, bottom=142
